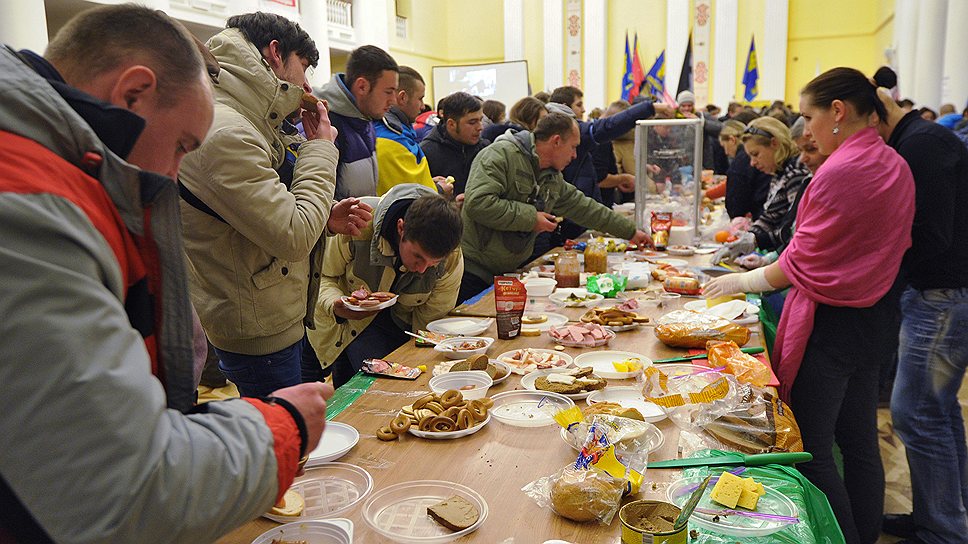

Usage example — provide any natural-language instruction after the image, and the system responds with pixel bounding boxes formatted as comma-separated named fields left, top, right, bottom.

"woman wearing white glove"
left=702, top=263, right=788, bottom=299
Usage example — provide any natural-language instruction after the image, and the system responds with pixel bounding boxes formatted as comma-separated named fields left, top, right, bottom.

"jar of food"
left=584, top=239, right=608, bottom=275
left=555, top=251, right=581, bottom=288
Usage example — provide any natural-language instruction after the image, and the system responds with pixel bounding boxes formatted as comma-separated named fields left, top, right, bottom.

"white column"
left=665, top=0, right=690, bottom=94
left=760, top=0, right=789, bottom=102
left=894, top=0, right=919, bottom=100
left=301, top=0, right=332, bottom=87
left=353, top=0, right=391, bottom=50
left=0, top=0, right=49, bottom=53
left=582, top=0, right=606, bottom=107
left=913, top=0, right=947, bottom=108
left=941, top=0, right=968, bottom=107
left=504, top=0, right=525, bottom=61
left=712, top=0, right=738, bottom=108
left=543, top=0, right=564, bottom=91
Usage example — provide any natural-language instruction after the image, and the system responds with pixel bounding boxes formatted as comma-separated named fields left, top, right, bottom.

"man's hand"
left=629, top=229, right=654, bottom=248
left=434, top=176, right=454, bottom=197
left=599, top=173, right=636, bottom=192
left=533, top=211, right=558, bottom=233
left=737, top=253, right=768, bottom=269
left=333, top=298, right=380, bottom=321
left=702, top=273, right=748, bottom=300
left=653, top=103, right=674, bottom=118
left=272, top=381, right=334, bottom=455
left=455, top=193, right=465, bottom=208
left=303, top=99, right=338, bottom=143
left=327, top=198, right=373, bottom=236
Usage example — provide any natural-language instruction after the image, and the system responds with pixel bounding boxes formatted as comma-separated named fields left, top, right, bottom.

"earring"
left=832, top=125, right=840, bottom=135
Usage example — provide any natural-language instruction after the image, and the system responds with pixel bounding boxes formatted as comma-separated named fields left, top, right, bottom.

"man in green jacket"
left=458, top=112, right=651, bottom=302
left=179, top=13, right=371, bottom=397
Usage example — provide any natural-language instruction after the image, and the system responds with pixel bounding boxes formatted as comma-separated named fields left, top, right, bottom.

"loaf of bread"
left=427, top=495, right=480, bottom=531
left=550, top=468, right=626, bottom=522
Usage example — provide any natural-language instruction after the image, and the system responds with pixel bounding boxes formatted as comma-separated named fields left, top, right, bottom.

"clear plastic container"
left=488, top=390, right=575, bottom=427
left=263, top=463, right=373, bottom=523
left=362, top=480, right=488, bottom=543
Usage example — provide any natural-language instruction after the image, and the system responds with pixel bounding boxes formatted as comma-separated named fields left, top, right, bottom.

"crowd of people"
left=0, top=5, right=966, bottom=544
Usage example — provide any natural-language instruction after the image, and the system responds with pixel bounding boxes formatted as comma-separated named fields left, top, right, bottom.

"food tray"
left=547, top=325, right=614, bottom=348
left=549, top=288, right=605, bottom=308
left=362, top=480, right=487, bottom=543
left=263, top=463, right=373, bottom=523
left=488, top=390, right=575, bottom=427
left=306, top=422, right=360, bottom=467
left=573, top=350, right=650, bottom=379
left=251, top=519, right=353, bottom=544
left=426, top=317, right=493, bottom=336
left=432, top=336, right=494, bottom=360
left=560, top=421, right=664, bottom=454
left=520, top=312, right=569, bottom=331
left=431, top=359, right=511, bottom=384
left=585, top=387, right=667, bottom=423
left=408, top=413, right=491, bottom=440
left=495, top=348, right=574, bottom=375
left=520, top=368, right=606, bottom=400
left=667, top=476, right=799, bottom=537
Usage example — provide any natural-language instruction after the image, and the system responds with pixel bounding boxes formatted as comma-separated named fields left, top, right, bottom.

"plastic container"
left=619, top=500, right=687, bottom=543
left=362, top=480, right=488, bottom=543
left=584, top=239, right=608, bottom=274
left=428, top=371, right=492, bottom=400
left=252, top=519, right=353, bottom=544
left=306, top=422, right=360, bottom=467
left=555, top=251, right=581, bottom=288
left=547, top=325, right=614, bottom=348
left=523, top=277, right=557, bottom=297
left=573, top=350, right=650, bottom=380
left=263, top=463, right=373, bottom=523
left=488, top=390, right=575, bottom=427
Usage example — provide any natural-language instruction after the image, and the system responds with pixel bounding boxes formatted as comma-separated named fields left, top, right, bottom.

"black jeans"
left=309, top=309, right=409, bottom=389
left=790, top=281, right=902, bottom=544
left=457, top=271, right=492, bottom=305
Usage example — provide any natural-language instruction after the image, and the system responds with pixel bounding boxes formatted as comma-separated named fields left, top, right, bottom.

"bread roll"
left=301, top=92, right=321, bottom=111
left=269, top=489, right=304, bottom=517
left=550, top=468, right=625, bottom=522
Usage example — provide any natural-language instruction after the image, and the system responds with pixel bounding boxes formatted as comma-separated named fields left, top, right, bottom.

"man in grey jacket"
left=318, top=45, right=400, bottom=199
left=0, top=5, right=329, bottom=543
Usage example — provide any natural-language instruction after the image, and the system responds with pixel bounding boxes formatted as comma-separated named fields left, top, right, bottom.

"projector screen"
left=431, top=60, right=530, bottom=108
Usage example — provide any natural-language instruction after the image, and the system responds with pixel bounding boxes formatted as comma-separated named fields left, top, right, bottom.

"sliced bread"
left=427, top=495, right=479, bottom=531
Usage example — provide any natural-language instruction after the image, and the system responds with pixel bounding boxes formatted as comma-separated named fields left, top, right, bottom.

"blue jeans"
left=215, top=337, right=306, bottom=398
left=891, top=286, right=968, bottom=544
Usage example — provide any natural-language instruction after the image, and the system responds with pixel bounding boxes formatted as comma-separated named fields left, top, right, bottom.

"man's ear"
left=397, top=218, right=405, bottom=238
left=263, top=40, right=284, bottom=70
left=352, top=76, right=371, bottom=97
left=108, top=65, right=157, bottom=112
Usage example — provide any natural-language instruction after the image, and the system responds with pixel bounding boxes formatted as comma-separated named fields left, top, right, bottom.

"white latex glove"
left=703, top=267, right=773, bottom=299
left=737, top=253, right=768, bottom=269
left=711, top=231, right=756, bottom=265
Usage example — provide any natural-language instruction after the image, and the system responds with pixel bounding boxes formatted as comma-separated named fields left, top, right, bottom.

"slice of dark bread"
left=427, top=495, right=479, bottom=531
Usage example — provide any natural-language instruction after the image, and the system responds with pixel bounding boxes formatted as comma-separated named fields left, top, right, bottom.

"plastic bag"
left=640, top=364, right=741, bottom=433
left=704, top=384, right=804, bottom=454
left=522, top=465, right=626, bottom=524
left=653, top=310, right=752, bottom=348
left=586, top=273, right=627, bottom=298
left=706, top=340, right=771, bottom=387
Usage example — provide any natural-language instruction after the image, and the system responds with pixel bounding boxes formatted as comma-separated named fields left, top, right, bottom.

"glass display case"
left=633, top=117, right=704, bottom=246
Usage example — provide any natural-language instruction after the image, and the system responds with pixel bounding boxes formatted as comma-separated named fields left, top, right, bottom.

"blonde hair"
left=719, top=120, right=745, bottom=141
left=740, top=116, right=798, bottom=167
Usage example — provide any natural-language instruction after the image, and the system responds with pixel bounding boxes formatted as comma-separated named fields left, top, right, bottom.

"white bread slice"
left=427, top=495, right=479, bottom=531
left=269, top=489, right=304, bottom=517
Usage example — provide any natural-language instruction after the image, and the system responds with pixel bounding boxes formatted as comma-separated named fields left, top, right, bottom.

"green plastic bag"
left=586, top=273, right=627, bottom=298
left=679, top=450, right=846, bottom=544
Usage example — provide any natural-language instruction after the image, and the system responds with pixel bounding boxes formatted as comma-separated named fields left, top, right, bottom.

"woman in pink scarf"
left=704, top=68, right=915, bottom=544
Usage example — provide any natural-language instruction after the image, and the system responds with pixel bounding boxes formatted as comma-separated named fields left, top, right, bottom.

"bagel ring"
left=390, top=413, right=411, bottom=434
left=468, top=399, right=488, bottom=422
left=456, top=408, right=473, bottom=430
left=418, top=415, right=436, bottom=432
left=429, top=416, right=457, bottom=432
left=440, top=389, right=464, bottom=408
left=425, top=401, right=444, bottom=414
left=412, top=393, right=436, bottom=410
left=376, top=425, right=398, bottom=441
left=439, top=406, right=461, bottom=421
left=479, top=397, right=494, bottom=409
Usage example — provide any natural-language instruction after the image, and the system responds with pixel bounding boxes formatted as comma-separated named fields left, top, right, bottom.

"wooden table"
left=220, top=251, right=767, bottom=543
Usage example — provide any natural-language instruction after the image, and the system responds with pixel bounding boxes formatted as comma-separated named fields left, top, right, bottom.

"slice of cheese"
left=736, top=477, right=766, bottom=510
left=546, top=374, right=576, bottom=385
left=709, top=471, right=744, bottom=508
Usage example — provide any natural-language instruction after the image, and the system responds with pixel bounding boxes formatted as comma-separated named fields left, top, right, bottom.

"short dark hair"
left=346, top=45, right=399, bottom=88
left=402, top=195, right=462, bottom=258
left=533, top=111, right=577, bottom=142
left=533, top=91, right=551, bottom=104
left=397, top=66, right=424, bottom=96
left=897, top=98, right=915, bottom=108
left=509, top=97, right=547, bottom=130
left=226, top=12, right=319, bottom=68
left=873, top=66, right=897, bottom=89
left=439, top=92, right=482, bottom=123
left=732, top=110, right=759, bottom=124
left=45, top=4, right=205, bottom=107
left=801, top=67, right=887, bottom=122
left=482, top=100, right=506, bottom=123
left=550, top=86, right=583, bottom=106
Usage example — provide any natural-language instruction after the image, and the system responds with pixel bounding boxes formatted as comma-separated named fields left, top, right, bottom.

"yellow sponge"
left=709, top=471, right=744, bottom=508
left=736, top=477, right=766, bottom=510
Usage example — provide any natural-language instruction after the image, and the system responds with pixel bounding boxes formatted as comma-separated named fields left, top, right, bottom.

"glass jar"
left=584, top=239, right=608, bottom=275
left=555, top=251, right=580, bottom=288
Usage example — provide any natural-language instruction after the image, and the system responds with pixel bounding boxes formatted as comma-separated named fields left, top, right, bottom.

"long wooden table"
left=219, top=251, right=768, bottom=543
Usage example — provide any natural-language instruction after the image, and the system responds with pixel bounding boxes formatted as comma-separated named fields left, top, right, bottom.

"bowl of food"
left=549, top=288, right=604, bottom=308
left=433, top=337, right=494, bottom=360
left=522, top=277, right=557, bottom=297
left=547, top=323, right=615, bottom=348
left=428, top=371, right=493, bottom=400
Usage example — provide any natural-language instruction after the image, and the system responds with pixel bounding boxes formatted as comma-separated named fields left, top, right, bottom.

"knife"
left=650, top=451, right=813, bottom=469
left=653, top=346, right=765, bottom=364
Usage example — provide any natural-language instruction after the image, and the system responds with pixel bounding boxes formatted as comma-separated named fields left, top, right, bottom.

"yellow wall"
left=523, top=0, right=545, bottom=93
left=604, top=0, right=667, bottom=104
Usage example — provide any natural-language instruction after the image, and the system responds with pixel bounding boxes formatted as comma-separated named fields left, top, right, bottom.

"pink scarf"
left=775, top=127, right=914, bottom=403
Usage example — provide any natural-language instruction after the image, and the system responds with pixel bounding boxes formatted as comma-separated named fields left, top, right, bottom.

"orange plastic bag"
left=706, top=340, right=771, bottom=387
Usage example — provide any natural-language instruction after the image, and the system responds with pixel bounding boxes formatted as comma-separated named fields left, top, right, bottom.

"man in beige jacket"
left=179, top=13, right=371, bottom=397
left=307, top=184, right=463, bottom=387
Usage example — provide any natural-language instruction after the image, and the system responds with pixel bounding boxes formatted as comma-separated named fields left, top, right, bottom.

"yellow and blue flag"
left=645, top=51, right=665, bottom=100
left=621, top=32, right=634, bottom=101
left=743, top=36, right=759, bottom=102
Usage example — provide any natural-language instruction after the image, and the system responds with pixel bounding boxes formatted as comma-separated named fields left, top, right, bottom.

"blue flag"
left=743, top=36, right=759, bottom=102
left=644, top=51, right=665, bottom=100
left=621, top=32, right=633, bottom=101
